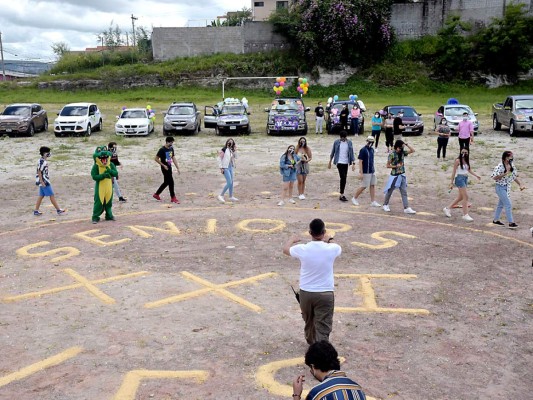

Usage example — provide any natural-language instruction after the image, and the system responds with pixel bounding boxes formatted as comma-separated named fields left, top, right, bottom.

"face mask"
left=509, top=158, right=513, bottom=162
left=375, top=114, right=379, bottom=118
left=45, top=153, right=51, bottom=158
left=289, top=149, right=294, bottom=154
left=463, top=117, right=468, bottom=121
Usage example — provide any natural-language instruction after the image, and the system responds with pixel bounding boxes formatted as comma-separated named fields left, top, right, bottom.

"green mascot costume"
left=91, top=145, right=118, bottom=223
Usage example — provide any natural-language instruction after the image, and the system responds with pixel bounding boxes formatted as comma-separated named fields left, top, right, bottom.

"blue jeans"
left=351, top=118, right=359, bottom=135
left=494, top=184, right=513, bottom=223
left=221, top=166, right=234, bottom=197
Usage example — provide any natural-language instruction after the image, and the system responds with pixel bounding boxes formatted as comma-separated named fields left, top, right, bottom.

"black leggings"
left=156, top=167, right=175, bottom=197
left=336, top=163, right=348, bottom=194
left=385, top=129, right=394, bottom=148
left=437, top=137, right=449, bottom=158
left=459, top=138, right=470, bottom=152
left=372, top=130, right=381, bottom=148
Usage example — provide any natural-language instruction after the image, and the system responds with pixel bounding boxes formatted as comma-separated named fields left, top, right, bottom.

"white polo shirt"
left=290, top=241, right=342, bottom=292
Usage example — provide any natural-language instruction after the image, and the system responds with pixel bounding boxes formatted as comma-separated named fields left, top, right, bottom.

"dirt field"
left=0, top=107, right=532, bottom=400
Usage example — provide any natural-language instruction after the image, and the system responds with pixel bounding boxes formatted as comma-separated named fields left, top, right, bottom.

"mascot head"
left=93, top=146, right=113, bottom=167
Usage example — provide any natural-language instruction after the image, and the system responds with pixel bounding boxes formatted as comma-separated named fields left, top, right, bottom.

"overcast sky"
left=1, top=0, right=250, bottom=62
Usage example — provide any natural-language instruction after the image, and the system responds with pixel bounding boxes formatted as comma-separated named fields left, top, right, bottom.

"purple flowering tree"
left=271, top=0, right=393, bottom=67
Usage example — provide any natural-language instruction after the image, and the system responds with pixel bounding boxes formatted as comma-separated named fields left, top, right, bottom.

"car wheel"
left=359, top=123, right=364, bottom=135
left=95, top=119, right=102, bottom=132
left=215, top=127, right=220, bottom=135
left=86, top=124, right=92, bottom=136
left=246, top=126, right=251, bottom=135
left=198, top=122, right=202, bottom=132
left=193, top=125, right=199, bottom=135
left=27, top=124, right=35, bottom=137
left=509, top=120, right=515, bottom=136
left=54, top=132, right=62, bottom=137
left=493, top=115, right=501, bottom=131
left=42, top=119, right=48, bottom=132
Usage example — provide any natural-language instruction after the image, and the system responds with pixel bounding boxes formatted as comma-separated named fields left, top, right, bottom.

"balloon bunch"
left=273, top=77, right=287, bottom=96
left=349, top=94, right=358, bottom=101
left=297, top=77, right=309, bottom=96
left=146, top=104, right=156, bottom=122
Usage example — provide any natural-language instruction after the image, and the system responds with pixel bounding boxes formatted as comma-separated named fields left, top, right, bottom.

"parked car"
left=163, top=102, right=202, bottom=135
left=54, top=103, right=102, bottom=137
left=0, top=103, right=48, bottom=137
left=382, top=105, right=424, bottom=135
left=115, top=108, right=154, bottom=136
left=492, top=95, right=533, bottom=136
left=326, top=99, right=365, bottom=135
left=264, top=97, right=310, bottom=135
left=204, top=98, right=251, bottom=135
left=434, top=104, right=479, bottom=135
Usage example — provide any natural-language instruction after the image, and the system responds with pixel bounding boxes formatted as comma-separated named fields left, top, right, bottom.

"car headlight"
left=77, top=119, right=87, bottom=124
left=116, top=124, right=123, bottom=128
left=515, top=114, right=527, bottom=121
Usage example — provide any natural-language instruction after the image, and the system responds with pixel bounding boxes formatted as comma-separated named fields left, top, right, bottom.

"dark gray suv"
left=163, top=102, right=202, bottom=135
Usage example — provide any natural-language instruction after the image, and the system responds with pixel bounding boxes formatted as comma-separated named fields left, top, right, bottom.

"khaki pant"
left=299, top=290, right=335, bottom=344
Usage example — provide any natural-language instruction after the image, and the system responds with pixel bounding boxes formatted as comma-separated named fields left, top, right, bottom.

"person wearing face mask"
left=314, top=102, right=325, bottom=134
left=34, top=146, right=67, bottom=216
left=393, top=110, right=404, bottom=139
left=384, top=112, right=394, bottom=153
left=382, top=140, right=416, bottom=214
left=491, top=151, right=526, bottom=229
left=352, top=136, right=381, bottom=207
left=350, top=104, right=361, bottom=135
left=279, top=144, right=301, bottom=206
left=457, top=112, right=474, bottom=152
left=443, top=149, right=481, bottom=222
left=217, top=138, right=238, bottom=203
left=339, top=104, right=349, bottom=131
left=328, top=130, right=356, bottom=202
left=371, top=111, right=382, bottom=152
left=296, top=137, right=313, bottom=200
left=435, top=117, right=451, bottom=160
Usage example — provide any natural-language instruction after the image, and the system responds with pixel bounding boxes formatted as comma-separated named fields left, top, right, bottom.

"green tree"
left=270, top=0, right=393, bottom=68
left=51, top=42, right=70, bottom=59
left=97, top=22, right=124, bottom=50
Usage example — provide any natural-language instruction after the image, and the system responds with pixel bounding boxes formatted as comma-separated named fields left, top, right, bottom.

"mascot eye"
left=103, top=146, right=108, bottom=151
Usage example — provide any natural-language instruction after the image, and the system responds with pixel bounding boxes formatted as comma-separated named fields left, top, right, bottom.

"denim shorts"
left=283, top=171, right=297, bottom=182
left=38, top=184, right=55, bottom=197
left=454, top=175, right=468, bottom=188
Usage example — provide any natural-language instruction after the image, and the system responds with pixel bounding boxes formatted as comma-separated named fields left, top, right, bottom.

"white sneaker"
left=351, top=197, right=359, bottom=206
left=277, top=200, right=285, bottom=206
left=443, top=207, right=451, bottom=218
left=404, top=207, right=416, bottom=214
left=462, top=214, right=474, bottom=222
left=288, top=198, right=296, bottom=204
left=375, top=148, right=378, bottom=153
left=370, top=201, right=381, bottom=207
left=229, top=197, right=239, bottom=202
left=298, top=194, right=305, bottom=200
left=217, top=195, right=225, bottom=203
left=382, top=204, right=390, bottom=212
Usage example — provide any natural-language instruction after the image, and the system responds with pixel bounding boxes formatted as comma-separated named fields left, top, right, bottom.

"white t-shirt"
left=338, top=141, right=349, bottom=164
left=290, top=241, right=342, bottom=292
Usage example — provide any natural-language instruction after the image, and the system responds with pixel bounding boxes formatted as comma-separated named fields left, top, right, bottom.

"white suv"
left=54, top=102, right=102, bottom=137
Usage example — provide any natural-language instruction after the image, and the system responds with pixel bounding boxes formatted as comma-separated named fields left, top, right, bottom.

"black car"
left=326, top=100, right=365, bottom=135
left=265, top=97, right=310, bottom=135
left=382, top=105, right=424, bottom=135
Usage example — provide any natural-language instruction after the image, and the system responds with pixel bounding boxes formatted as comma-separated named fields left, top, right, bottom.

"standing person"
left=34, top=146, right=66, bottom=216
left=370, top=111, right=382, bottom=152
left=457, top=112, right=474, bottom=152
left=217, top=138, right=238, bottom=203
left=153, top=136, right=180, bottom=204
left=279, top=144, right=300, bottom=206
left=283, top=219, right=341, bottom=344
left=393, top=109, right=405, bottom=140
left=443, top=149, right=481, bottom=222
left=339, top=104, right=349, bottom=131
left=435, top=118, right=451, bottom=160
left=350, top=104, right=361, bottom=135
left=491, top=151, right=526, bottom=229
left=292, top=341, right=367, bottom=400
left=314, top=102, right=325, bottom=134
left=328, top=130, right=355, bottom=202
left=352, top=136, right=381, bottom=207
left=296, top=137, right=313, bottom=200
left=384, top=112, right=394, bottom=153
left=382, top=140, right=416, bottom=214
left=108, top=141, right=127, bottom=203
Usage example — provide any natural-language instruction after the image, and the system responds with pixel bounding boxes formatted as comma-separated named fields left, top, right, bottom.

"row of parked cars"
left=1, top=95, right=532, bottom=138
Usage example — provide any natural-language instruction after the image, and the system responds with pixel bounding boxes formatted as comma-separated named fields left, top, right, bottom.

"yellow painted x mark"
left=2, top=269, right=149, bottom=304
left=144, top=271, right=277, bottom=312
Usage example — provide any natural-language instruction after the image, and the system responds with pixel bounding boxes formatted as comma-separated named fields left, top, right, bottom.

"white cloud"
left=0, top=0, right=250, bottom=61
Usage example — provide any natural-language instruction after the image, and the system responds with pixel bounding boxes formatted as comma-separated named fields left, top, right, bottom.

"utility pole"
left=0, top=32, right=6, bottom=81
left=131, top=14, right=138, bottom=47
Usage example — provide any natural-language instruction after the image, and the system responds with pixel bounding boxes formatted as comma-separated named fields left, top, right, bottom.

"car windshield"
left=331, top=103, right=357, bottom=113
left=389, top=107, right=417, bottom=117
left=121, top=110, right=146, bottom=119
left=168, top=106, right=194, bottom=116
left=271, top=99, right=301, bottom=112
left=60, top=106, right=88, bottom=117
left=3, top=106, right=30, bottom=116
left=515, top=99, right=533, bottom=110
left=445, top=106, right=473, bottom=116
left=222, top=105, right=245, bottom=115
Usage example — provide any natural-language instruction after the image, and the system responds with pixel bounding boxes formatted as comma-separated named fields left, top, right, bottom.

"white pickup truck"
left=492, top=95, right=533, bottom=136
